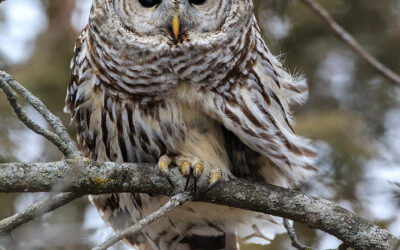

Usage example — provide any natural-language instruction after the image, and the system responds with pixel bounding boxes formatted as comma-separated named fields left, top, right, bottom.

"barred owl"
left=65, top=0, right=317, bottom=249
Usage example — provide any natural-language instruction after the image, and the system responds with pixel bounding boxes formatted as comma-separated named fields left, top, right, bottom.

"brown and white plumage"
left=65, top=0, right=316, bottom=249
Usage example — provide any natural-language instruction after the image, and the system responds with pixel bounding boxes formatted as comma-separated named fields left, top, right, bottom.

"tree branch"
left=0, top=71, right=80, bottom=158
left=92, top=193, right=192, bottom=250
left=0, top=192, right=82, bottom=234
left=0, top=161, right=397, bottom=250
left=299, top=0, right=400, bottom=86
left=283, top=219, right=316, bottom=250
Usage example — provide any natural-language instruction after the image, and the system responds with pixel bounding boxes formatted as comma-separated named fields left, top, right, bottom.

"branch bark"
left=0, top=161, right=398, bottom=250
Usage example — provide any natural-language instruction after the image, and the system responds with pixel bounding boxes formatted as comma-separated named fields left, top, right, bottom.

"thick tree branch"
left=0, top=192, right=81, bottom=234
left=299, top=0, right=400, bottom=86
left=93, top=193, right=192, bottom=250
left=0, top=161, right=398, bottom=250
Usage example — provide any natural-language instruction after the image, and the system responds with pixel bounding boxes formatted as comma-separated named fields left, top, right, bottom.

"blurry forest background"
left=0, top=0, right=400, bottom=249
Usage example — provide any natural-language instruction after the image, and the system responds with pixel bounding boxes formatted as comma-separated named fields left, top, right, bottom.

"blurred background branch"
left=299, top=0, right=400, bottom=86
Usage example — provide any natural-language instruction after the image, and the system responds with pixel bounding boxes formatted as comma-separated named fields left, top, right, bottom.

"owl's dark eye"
left=138, top=0, right=161, bottom=8
left=189, top=0, right=206, bottom=5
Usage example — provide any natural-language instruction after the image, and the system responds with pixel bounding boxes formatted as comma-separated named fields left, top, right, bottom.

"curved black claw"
left=184, top=174, right=191, bottom=190
left=193, top=177, right=198, bottom=193
left=165, top=175, right=174, bottom=187
left=202, top=182, right=215, bottom=194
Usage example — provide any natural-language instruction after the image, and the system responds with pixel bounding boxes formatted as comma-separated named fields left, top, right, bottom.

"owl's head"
left=92, top=0, right=253, bottom=43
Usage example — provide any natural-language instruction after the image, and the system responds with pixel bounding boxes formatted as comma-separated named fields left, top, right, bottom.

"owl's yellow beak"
left=172, top=14, right=180, bottom=41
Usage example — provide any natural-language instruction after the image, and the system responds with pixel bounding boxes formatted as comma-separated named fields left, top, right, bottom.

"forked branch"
left=0, top=71, right=80, bottom=158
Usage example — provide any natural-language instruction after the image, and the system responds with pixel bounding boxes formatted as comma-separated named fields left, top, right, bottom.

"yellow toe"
left=193, top=163, right=204, bottom=178
left=209, top=171, right=222, bottom=184
left=180, top=161, right=191, bottom=176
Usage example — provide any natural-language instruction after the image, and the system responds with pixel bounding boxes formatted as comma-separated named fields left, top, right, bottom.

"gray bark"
left=0, top=160, right=398, bottom=250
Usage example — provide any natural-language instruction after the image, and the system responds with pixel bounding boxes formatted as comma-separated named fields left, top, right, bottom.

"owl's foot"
left=174, top=155, right=224, bottom=193
left=158, top=154, right=230, bottom=192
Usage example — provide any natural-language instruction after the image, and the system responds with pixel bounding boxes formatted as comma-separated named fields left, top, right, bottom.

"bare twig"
left=283, top=219, right=316, bottom=250
left=0, top=192, right=81, bottom=234
left=92, top=193, right=192, bottom=250
left=299, top=0, right=400, bottom=86
left=0, top=78, right=71, bottom=157
left=0, top=71, right=79, bottom=158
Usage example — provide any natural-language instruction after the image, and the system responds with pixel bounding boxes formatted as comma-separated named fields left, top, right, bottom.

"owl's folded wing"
left=199, top=23, right=317, bottom=186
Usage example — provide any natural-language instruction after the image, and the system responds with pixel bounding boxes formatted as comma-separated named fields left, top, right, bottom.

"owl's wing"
left=199, top=21, right=317, bottom=187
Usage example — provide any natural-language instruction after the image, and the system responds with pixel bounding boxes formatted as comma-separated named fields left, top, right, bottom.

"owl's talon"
left=158, top=155, right=174, bottom=187
left=165, top=175, right=174, bottom=187
left=159, top=163, right=170, bottom=175
left=193, top=163, right=204, bottom=178
left=180, top=161, right=191, bottom=176
left=203, top=171, right=222, bottom=193
left=193, top=177, right=198, bottom=193
left=192, top=163, right=204, bottom=193
left=173, top=156, right=224, bottom=193
left=203, top=183, right=213, bottom=194
left=184, top=174, right=191, bottom=190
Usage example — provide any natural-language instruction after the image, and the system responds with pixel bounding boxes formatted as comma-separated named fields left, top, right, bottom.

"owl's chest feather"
left=75, top=30, right=242, bottom=162
left=79, top=78, right=208, bottom=164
